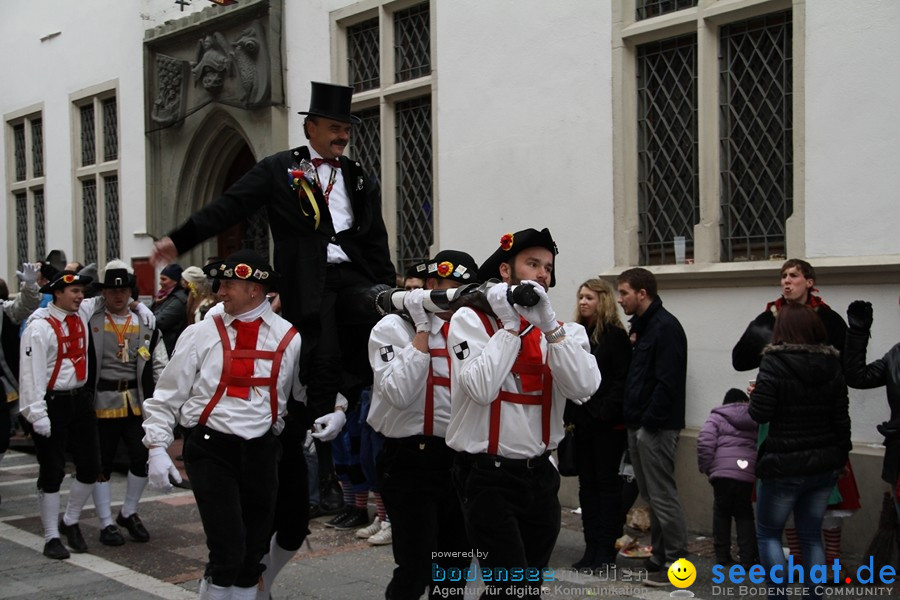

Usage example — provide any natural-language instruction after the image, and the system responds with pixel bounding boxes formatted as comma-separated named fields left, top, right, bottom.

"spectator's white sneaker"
left=367, top=521, right=392, bottom=545
left=356, top=516, right=383, bottom=539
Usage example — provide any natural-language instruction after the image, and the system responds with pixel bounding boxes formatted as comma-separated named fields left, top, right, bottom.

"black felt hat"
left=410, top=250, right=480, bottom=285
left=203, top=250, right=279, bottom=290
left=40, top=270, right=93, bottom=294
left=477, top=228, right=558, bottom=287
left=99, top=268, right=133, bottom=289
left=298, top=82, right=361, bottom=124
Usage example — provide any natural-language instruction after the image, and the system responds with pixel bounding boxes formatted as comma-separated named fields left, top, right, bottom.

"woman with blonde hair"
left=567, top=278, right=632, bottom=570
left=181, top=266, right=218, bottom=325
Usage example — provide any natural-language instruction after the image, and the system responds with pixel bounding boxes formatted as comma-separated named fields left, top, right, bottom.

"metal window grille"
left=34, top=189, right=46, bottom=259
left=104, top=175, right=120, bottom=259
left=80, top=104, right=96, bottom=166
left=15, top=193, right=28, bottom=267
left=82, top=179, right=98, bottom=265
left=103, top=97, right=118, bottom=162
left=636, top=34, right=698, bottom=265
left=395, top=96, right=433, bottom=274
left=351, top=106, right=381, bottom=193
left=394, top=2, right=430, bottom=83
left=13, top=124, right=26, bottom=181
left=348, top=18, right=380, bottom=92
left=32, top=118, right=44, bottom=178
left=720, top=11, right=793, bottom=262
left=636, top=0, right=697, bottom=21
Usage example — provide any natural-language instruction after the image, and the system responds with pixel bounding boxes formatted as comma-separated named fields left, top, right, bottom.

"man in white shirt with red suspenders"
left=446, top=228, right=601, bottom=598
left=142, top=250, right=327, bottom=600
left=368, top=249, right=479, bottom=600
left=19, top=271, right=99, bottom=560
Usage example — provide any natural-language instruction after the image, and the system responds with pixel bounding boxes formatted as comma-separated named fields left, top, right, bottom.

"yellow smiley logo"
left=668, top=558, right=697, bottom=588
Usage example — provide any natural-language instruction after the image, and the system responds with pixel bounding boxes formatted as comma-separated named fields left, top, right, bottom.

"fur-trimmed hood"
left=761, top=342, right=841, bottom=386
left=762, top=342, right=840, bottom=357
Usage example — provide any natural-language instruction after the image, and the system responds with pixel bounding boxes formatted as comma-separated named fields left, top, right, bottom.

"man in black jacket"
left=151, top=82, right=395, bottom=512
left=616, top=267, right=688, bottom=585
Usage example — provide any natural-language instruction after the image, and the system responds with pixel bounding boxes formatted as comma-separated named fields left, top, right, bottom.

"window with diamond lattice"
left=34, top=189, right=45, bottom=259
left=720, top=11, right=793, bottom=262
left=636, top=35, right=698, bottom=266
left=104, top=176, right=120, bottom=259
left=394, top=2, right=430, bottom=83
left=32, top=119, right=44, bottom=178
left=13, top=124, right=26, bottom=181
left=103, top=98, right=118, bottom=162
left=15, top=193, right=28, bottom=267
left=82, top=180, right=98, bottom=265
left=348, top=18, right=380, bottom=92
left=395, top=96, right=433, bottom=274
left=81, top=105, right=96, bottom=167
left=351, top=106, right=381, bottom=191
left=636, top=0, right=697, bottom=21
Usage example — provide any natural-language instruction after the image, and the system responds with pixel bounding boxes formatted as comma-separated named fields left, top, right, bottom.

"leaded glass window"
left=351, top=106, right=381, bottom=192
left=636, top=0, right=697, bottom=21
left=81, top=104, right=96, bottom=167
left=34, top=189, right=45, bottom=259
left=394, top=2, right=430, bottom=83
left=31, top=119, right=44, bottom=178
left=636, top=35, right=698, bottom=265
left=348, top=18, right=380, bottom=92
left=395, top=96, right=433, bottom=273
left=82, top=180, right=98, bottom=265
left=103, top=97, right=118, bottom=162
left=15, top=193, right=28, bottom=267
left=104, top=176, right=120, bottom=259
left=13, top=124, right=26, bottom=181
left=720, top=11, right=793, bottom=262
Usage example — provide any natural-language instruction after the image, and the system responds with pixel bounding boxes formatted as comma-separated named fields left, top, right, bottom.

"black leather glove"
left=846, top=300, right=873, bottom=331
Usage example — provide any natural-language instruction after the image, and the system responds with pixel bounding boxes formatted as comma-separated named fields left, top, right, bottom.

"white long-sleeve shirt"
left=367, top=313, right=453, bottom=438
left=445, top=307, right=601, bottom=459
left=141, top=302, right=303, bottom=448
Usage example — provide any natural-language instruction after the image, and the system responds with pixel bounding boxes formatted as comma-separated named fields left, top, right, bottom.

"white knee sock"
left=121, top=472, right=148, bottom=517
left=257, top=533, right=297, bottom=600
left=93, top=481, right=114, bottom=527
left=199, top=578, right=232, bottom=600
left=39, top=491, right=61, bottom=541
left=63, top=480, right=94, bottom=526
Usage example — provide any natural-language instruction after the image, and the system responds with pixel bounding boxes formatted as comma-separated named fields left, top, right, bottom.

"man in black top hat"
left=150, top=81, right=394, bottom=511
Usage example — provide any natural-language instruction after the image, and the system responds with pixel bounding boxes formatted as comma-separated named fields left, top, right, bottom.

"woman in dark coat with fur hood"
left=749, top=303, right=851, bottom=599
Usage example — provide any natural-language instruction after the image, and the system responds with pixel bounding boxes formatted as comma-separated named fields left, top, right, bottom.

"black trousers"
left=270, top=414, right=310, bottom=551
left=0, top=399, right=11, bottom=454
left=453, top=454, right=560, bottom=599
left=31, top=389, right=99, bottom=492
left=184, top=426, right=280, bottom=588
left=712, top=478, right=758, bottom=564
left=378, top=437, right=470, bottom=600
left=573, top=426, right=627, bottom=563
left=97, top=410, right=148, bottom=479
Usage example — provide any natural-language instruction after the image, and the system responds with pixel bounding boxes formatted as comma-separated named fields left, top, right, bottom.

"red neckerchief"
left=765, top=293, right=828, bottom=315
left=518, top=318, right=544, bottom=392
left=154, top=285, right=174, bottom=304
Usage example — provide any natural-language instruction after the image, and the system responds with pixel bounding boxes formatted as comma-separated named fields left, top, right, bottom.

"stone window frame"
left=5, top=104, right=45, bottom=274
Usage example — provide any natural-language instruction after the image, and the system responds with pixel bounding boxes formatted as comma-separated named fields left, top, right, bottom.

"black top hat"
left=44, top=250, right=67, bottom=273
left=40, top=270, right=93, bottom=294
left=203, top=249, right=279, bottom=290
left=478, top=228, right=558, bottom=287
left=298, top=82, right=361, bottom=124
left=412, top=250, right=480, bottom=285
left=99, top=268, right=133, bottom=289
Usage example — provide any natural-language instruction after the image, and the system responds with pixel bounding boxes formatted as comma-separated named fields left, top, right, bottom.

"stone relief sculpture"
left=191, top=32, right=233, bottom=93
left=151, top=54, right=186, bottom=126
left=232, top=26, right=265, bottom=106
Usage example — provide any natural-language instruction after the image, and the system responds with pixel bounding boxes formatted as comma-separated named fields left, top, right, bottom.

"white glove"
left=569, top=396, right=587, bottom=406
left=403, top=288, right=429, bottom=332
left=514, top=281, right=558, bottom=333
left=486, top=283, right=520, bottom=330
left=311, top=410, right=347, bottom=442
left=32, top=416, right=51, bottom=438
left=16, top=262, right=39, bottom=285
left=147, top=446, right=181, bottom=491
left=133, top=301, right=157, bottom=329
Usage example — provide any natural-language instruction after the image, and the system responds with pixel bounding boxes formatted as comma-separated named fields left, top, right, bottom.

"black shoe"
left=643, top=558, right=663, bottom=572
left=334, top=508, right=370, bottom=530
left=308, top=503, right=322, bottom=519
left=58, top=519, right=88, bottom=553
left=318, top=481, right=345, bottom=515
left=99, top=525, right=126, bottom=546
left=116, top=512, right=150, bottom=543
left=43, top=538, right=70, bottom=560
left=324, top=507, right=356, bottom=528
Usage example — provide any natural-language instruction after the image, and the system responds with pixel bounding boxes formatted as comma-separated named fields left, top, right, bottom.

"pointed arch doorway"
left=216, top=144, right=271, bottom=262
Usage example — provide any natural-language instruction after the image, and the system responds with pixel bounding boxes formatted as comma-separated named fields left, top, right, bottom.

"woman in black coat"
left=565, top=278, right=632, bottom=570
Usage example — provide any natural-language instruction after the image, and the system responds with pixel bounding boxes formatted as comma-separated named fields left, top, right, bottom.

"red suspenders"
left=45, top=316, right=86, bottom=391
left=197, top=315, right=298, bottom=427
left=424, top=322, right=451, bottom=436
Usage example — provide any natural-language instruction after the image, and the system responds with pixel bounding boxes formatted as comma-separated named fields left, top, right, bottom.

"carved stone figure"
left=151, top=54, right=186, bottom=126
left=190, top=32, right=232, bottom=93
